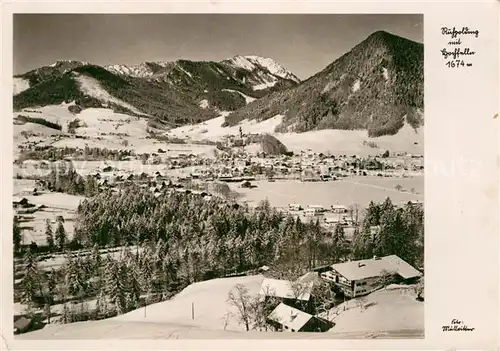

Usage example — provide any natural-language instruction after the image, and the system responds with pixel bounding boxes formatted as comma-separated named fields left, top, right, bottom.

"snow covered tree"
left=125, top=260, right=142, bottom=310
left=45, top=219, right=54, bottom=251
left=13, top=216, right=22, bottom=254
left=104, top=257, right=127, bottom=315
left=20, top=249, right=42, bottom=308
left=55, top=217, right=67, bottom=251
left=227, top=284, right=253, bottom=331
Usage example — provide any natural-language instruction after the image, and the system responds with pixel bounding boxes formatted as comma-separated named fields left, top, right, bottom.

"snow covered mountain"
left=225, top=31, right=424, bottom=137
left=103, top=55, right=300, bottom=91
left=221, top=55, right=300, bottom=90
left=13, top=56, right=300, bottom=126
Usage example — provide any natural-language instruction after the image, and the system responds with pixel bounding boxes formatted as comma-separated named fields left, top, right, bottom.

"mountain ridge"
left=224, top=30, right=424, bottom=137
left=13, top=31, right=423, bottom=137
left=13, top=56, right=300, bottom=125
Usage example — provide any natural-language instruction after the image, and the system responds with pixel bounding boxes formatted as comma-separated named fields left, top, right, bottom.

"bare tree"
left=358, top=296, right=368, bottom=312
left=312, top=279, right=336, bottom=320
left=395, top=184, right=403, bottom=192
left=227, top=284, right=253, bottom=331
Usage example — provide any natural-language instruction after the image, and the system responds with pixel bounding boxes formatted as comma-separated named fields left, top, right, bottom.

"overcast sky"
left=14, top=14, right=422, bottom=79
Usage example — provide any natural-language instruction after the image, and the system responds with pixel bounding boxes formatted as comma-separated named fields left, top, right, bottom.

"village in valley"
left=12, top=15, right=424, bottom=339
left=13, top=120, right=424, bottom=337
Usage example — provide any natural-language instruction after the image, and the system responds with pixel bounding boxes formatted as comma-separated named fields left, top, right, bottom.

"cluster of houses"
left=185, top=149, right=424, bottom=183
left=286, top=203, right=357, bottom=231
left=258, top=254, right=423, bottom=332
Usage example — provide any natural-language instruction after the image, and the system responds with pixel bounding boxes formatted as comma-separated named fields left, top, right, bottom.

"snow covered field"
left=14, top=180, right=85, bottom=246
left=14, top=103, right=422, bottom=160
left=168, top=114, right=424, bottom=157
left=115, top=275, right=264, bottom=331
left=13, top=77, right=30, bottom=95
left=325, top=285, right=424, bottom=335
left=16, top=278, right=423, bottom=339
left=13, top=104, right=217, bottom=157
left=231, top=175, right=424, bottom=210
left=167, top=112, right=284, bottom=141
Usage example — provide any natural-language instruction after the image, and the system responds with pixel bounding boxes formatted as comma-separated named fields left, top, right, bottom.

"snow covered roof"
left=267, top=303, right=313, bottom=331
left=12, top=197, right=28, bottom=204
left=331, top=204, right=348, bottom=210
left=259, top=278, right=313, bottom=301
left=323, top=216, right=342, bottom=223
left=330, top=255, right=422, bottom=281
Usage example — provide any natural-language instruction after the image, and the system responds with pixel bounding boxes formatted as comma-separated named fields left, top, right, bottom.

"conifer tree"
left=20, top=249, right=41, bottom=308
left=45, top=219, right=54, bottom=251
left=55, top=217, right=67, bottom=251
left=104, top=257, right=127, bottom=315
left=13, top=216, right=22, bottom=254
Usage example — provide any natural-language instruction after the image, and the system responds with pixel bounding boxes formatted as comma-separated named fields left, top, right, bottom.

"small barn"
left=13, top=197, right=30, bottom=208
left=267, top=303, right=333, bottom=332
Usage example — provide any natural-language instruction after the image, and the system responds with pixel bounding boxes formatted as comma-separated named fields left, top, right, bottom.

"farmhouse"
left=267, top=303, right=333, bottom=332
left=320, top=255, right=422, bottom=298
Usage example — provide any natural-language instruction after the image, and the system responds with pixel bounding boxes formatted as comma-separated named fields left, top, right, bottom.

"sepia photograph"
left=11, top=13, right=425, bottom=339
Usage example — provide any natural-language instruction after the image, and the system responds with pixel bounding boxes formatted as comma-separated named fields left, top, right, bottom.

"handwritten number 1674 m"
left=445, top=60, right=466, bottom=68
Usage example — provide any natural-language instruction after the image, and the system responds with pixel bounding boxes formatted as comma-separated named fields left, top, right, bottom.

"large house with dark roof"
left=320, top=255, right=422, bottom=298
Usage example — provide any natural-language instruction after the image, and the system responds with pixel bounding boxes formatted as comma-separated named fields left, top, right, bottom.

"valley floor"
left=230, top=175, right=423, bottom=209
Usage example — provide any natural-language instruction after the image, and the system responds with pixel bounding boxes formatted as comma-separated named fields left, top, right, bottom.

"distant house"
left=302, top=205, right=325, bottom=217
left=300, top=169, right=320, bottom=182
left=303, top=208, right=320, bottom=217
left=258, top=265, right=270, bottom=273
left=323, top=215, right=344, bottom=227
left=407, top=200, right=423, bottom=208
left=288, top=203, right=303, bottom=211
left=330, top=205, right=348, bottom=214
left=21, top=187, right=38, bottom=196
left=12, top=197, right=30, bottom=208
left=307, top=205, right=326, bottom=213
left=267, top=303, right=333, bottom=332
left=320, top=255, right=422, bottom=298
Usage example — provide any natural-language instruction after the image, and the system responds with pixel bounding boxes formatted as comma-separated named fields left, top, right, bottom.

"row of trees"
left=43, top=169, right=99, bottom=197
left=18, top=146, right=133, bottom=163
left=352, top=198, right=424, bottom=268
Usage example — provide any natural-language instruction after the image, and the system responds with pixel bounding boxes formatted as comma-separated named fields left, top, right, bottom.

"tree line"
left=15, top=184, right=423, bottom=327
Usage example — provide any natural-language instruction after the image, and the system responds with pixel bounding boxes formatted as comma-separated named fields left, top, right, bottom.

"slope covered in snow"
left=13, top=78, right=30, bottom=95
left=225, top=31, right=423, bottom=136
left=222, top=89, right=257, bottom=104
left=168, top=111, right=423, bottom=157
left=224, top=55, right=300, bottom=83
left=17, top=278, right=423, bottom=339
left=72, top=73, right=146, bottom=115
